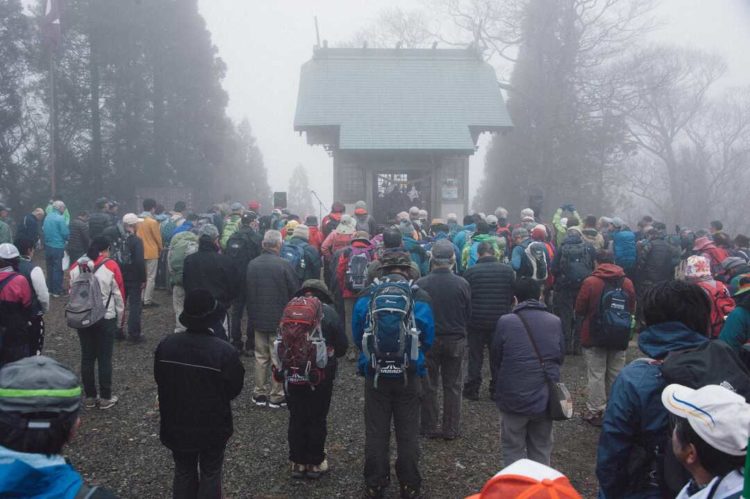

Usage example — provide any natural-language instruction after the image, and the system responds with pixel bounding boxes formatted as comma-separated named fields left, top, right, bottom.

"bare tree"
left=615, top=46, right=727, bottom=225
left=344, top=8, right=435, bottom=48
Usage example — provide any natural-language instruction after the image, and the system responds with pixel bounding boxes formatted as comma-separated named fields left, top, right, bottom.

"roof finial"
left=395, top=41, right=402, bottom=49
left=431, top=41, right=438, bottom=49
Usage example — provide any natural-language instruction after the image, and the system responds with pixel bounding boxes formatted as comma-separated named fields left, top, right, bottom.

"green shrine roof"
left=294, top=47, right=512, bottom=152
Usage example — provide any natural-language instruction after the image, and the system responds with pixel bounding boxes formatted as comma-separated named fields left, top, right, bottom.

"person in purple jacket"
left=491, top=277, right=565, bottom=466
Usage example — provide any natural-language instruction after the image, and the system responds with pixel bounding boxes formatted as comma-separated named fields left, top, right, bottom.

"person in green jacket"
left=0, top=204, right=11, bottom=244
left=719, top=274, right=750, bottom=350
left=220, top=202, right=243, bottom=249
left=552, top=204, right=581, bottom=248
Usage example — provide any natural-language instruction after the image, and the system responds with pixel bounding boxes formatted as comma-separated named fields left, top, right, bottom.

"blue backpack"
left=613, top=230, right=637, bottom=270
left=362, top=278, right=420, bottom=387
left=280, top=243, right=306, bottom=280
left=591, top=277, right=632, bottom=350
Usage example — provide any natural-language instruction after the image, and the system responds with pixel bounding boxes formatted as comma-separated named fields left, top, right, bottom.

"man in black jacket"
left=67, top=211, right=90, bottom=263
left=285, top=280, right=348, bottom=479
left=88, top=198, right=112, bottom=239
left=155, top=289, right=244, bottom=499
left=416, top=239, right=471, bottom=439
left=117, top=213, right=146, bottom=343
left=246, top=230, right=300, bottom=408
left=226, top=213, right=262, bottom=355
left=462, top=242, right=515, bottom=400
left=183, top=224, right=240, bottom=342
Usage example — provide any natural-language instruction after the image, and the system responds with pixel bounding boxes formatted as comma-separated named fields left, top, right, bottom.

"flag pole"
left=49, top=51, right=57, bottom=198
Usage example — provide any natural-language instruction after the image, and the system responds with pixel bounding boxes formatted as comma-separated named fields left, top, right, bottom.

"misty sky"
left=197, top=0, right=750, bottom=211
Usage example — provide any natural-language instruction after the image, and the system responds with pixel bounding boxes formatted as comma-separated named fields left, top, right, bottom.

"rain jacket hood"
left=638, top=321, right=708, bottom=360
left=0, top=446, right=83, bottom=498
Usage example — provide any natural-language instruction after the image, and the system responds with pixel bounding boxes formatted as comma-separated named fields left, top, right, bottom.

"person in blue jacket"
left=398, top=219, right=429, bottom=277
left=42, top=200, right=70, bottom=296
left=0, top=356, right=115, bottom=498
left=596, top=280, right=711, bottom=498
left=352, top=250, right=435, bottom=499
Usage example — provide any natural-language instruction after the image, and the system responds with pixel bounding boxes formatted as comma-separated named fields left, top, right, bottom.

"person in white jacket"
left=15, top=238, right=49, bottom=355
left=69, top=236, right=125, bottom=410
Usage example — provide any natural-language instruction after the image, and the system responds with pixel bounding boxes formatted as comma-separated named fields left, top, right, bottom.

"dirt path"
left=44, top=288, right=607, bottom=498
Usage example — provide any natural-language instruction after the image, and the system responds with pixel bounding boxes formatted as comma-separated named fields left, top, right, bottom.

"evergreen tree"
left=287, top=164, right=314, bottom=218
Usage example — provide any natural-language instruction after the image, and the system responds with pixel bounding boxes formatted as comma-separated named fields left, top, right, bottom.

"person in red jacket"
left=304, top=216, right=324, bottom=252
left=0, top=243, right=33, bottom=366
left=574, top=251, right=635, bottom=426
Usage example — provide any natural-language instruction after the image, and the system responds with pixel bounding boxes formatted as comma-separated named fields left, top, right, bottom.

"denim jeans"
left=45, top=246, right=64, bottom=294
left=172, top=447, right=225, bottom=499
left=77, top=318, right=116, bottom=399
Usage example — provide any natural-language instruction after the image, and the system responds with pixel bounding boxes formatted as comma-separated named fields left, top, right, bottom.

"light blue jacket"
left=43, top=211, right=69, bottom=249
left=0, top=445, right=84, bottom=498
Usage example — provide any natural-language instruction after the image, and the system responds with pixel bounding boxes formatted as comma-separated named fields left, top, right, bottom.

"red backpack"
left=698, top=280, right=736, bottom=338
left=271, top=297, right=329, bottom=387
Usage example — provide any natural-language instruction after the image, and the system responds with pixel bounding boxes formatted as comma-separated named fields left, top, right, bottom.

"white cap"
left=122, top=213, right=144, bottom=226
left=0, top=243, right=20, bottom=259
left=486, top=215, right=498, bottom=225
left=662, top=383, right=750, bottom=456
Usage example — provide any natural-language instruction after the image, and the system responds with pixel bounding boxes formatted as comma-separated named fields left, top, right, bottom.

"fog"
left=198, top=0, right=750, bottom=208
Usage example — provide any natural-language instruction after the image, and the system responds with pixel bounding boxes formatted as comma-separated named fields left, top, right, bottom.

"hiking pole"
left=310, top=190, right=326, bottom=225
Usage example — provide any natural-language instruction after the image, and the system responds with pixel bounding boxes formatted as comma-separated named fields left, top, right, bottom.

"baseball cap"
left=248, top=200, right=260, bottom=211
left=432, top=239, right=455, bottom=260
left=0, top=243, right=20, bottom=260
left=730, top=274, right=750, bottom=298
left=466, top=459, right=582, bottom=499
left=662, top=383, right=750, bottom=456
left=122, top=213, right=144, bottom=225
left=0, top=356, right=81, bottom=416
left=200, top=223, right=220, bottom=239
left=380, top=249, right=413, bottom=270
left=231, top=202, right=243, bottom=212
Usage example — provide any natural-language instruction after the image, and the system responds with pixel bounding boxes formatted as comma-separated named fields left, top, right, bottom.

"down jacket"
left=245, top=251, right=300, bottom=332
left=183, top=238, right=239, bottom=307
left=155, top=327, right=244, bottom=451
left=491, top=300, right=565, bottom=416
left=463, top=256, right=515, bottom=331
left=596, top=322, right=708, bottom=498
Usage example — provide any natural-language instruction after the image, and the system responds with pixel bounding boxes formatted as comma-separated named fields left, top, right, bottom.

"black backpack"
left=0, top=274, right=30, bottom=366
left=225, top=230, right=260, bottom=272
left=109, top=230, right=133, bottom=267
left=559, top=241, right=593, bottom=287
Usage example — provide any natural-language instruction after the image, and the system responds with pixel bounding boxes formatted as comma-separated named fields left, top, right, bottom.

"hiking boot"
left=400, top=483, right=422, bottom=499
left=84, top=397, right=98, bottom=409
left=99, top=396, right=119, bottom=410
left=290, top=462, right=306, bottom=479
left=305, top=458, right=328, bottom=479
left=268, top=398, right=287, bottom=409
left=582, top=410, right=604, bottom=427
left=365, top=485, right=386, bottom=499
left=252, top=395, right=268, bottom=407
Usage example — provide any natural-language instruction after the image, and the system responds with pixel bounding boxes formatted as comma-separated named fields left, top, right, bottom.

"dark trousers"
left=45, top=246, right=64, bottom=294
left=77, top=318, right=115, bottom=399
left=229, top=292, right=253, bottom=349
left=553, top=288, right=579, bottom=355
left=28, top=315, right=44, bottom=355
left=172, top=447, right=225, bottom=499
left=465, top=327, right=497, bottom=395
left=156, top=249, right=168, bottom=289
left=364, top=376, right=422, bottom=490
left=421, top=336, right=465, bottom=437
left=287, top=379, right=333, bottom=465
left=125, top=280, right=143, bottom=339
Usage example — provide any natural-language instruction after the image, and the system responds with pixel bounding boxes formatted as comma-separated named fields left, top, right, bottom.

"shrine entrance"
left=372, top=171, right=432, bottom=224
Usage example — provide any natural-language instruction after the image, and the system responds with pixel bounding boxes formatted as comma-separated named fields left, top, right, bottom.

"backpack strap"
left=91, top=259, right=114, bottom=310
left=514, top=311, right=552, bottom=384
left=0, top=273, right=19, bottom=294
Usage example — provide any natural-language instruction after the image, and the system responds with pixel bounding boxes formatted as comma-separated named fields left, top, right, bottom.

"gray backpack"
left=66, top=259, right=112, bottom=329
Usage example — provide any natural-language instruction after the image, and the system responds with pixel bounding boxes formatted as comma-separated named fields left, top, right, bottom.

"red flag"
left=42, top=0, right=62, bottom=50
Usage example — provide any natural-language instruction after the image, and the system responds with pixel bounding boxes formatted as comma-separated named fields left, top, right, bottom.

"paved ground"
left=42, top=287, right=614, bottom=498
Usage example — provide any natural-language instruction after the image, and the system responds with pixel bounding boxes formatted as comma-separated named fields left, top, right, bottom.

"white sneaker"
left=99, top=396, right=119, bottom=410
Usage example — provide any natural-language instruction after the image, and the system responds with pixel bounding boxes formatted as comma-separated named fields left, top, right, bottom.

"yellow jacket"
left=137, top=216, right=163, bottom=260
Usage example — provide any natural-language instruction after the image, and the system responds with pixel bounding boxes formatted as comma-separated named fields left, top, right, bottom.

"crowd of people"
left=0, top=196, right=750, bottom=499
